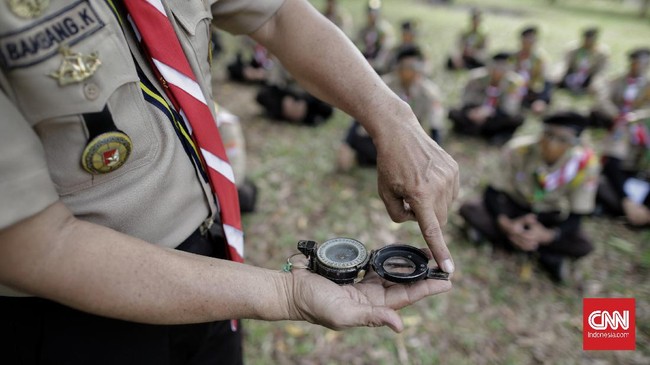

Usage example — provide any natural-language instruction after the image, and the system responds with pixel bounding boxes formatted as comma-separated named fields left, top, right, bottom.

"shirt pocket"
left=167, top=0, right=213, bottom=94
left=5, top=10, right=158, bottom=195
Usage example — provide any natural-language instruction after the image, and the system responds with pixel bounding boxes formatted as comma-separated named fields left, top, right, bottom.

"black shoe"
left=538, top=255, right=570, bottom=284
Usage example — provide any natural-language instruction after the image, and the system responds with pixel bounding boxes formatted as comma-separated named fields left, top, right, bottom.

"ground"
left=212, top=0, right=650, bottom=364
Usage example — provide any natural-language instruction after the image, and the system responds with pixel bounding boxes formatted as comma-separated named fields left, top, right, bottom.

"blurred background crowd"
left=208, top=0, right=648, bottom=363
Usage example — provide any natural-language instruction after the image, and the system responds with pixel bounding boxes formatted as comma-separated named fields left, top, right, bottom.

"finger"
left=384, top=279, right=452, bottom=310
left=379, top=187, right=415, bottom=223
left=335, top=301, right=404, bottom=332
left=412, top=205, right=454, bottom=273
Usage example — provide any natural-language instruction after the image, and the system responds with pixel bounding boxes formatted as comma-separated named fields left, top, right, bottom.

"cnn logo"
left=587, top=310, right=629, bottom=330
left=583, top=298, right=635, bottom=351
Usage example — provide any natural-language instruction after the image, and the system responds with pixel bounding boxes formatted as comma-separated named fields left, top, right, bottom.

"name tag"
left=0, top=0, right=105, bottom=70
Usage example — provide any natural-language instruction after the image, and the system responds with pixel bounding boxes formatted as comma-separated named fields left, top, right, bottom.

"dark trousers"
left=255, top=85, right=333, bottom=126
left=446, top=55, right=485, bottom=70
left=522, top=81, right=553, bottom=108
left=459, top=194, right=593, bottom=261
left=449, top=107, right=524, bottom=142
left=0, top=226, right=243, bottom=365
left=345, top=121, right=378, bottom=166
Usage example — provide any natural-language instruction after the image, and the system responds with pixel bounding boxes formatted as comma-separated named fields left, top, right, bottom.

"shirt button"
left=84, top=82, right=100, bottom=101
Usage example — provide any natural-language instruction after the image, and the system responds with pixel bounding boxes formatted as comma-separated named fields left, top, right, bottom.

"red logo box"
left=583, top=298, right=635, bottom=351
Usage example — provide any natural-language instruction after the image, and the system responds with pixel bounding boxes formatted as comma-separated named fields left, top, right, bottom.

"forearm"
left=0, top=202, right=293, bottom=325
left=251, top=0, right=414, bottom=141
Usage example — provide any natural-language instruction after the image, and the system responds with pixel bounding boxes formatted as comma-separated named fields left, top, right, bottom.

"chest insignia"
left=50, top=46, right=100, bottom=85
left=7, top=0, right=50, bottom=19
left=81, top=131, right=132, bottom=174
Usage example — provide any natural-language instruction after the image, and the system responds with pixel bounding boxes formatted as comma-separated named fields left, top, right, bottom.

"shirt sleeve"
left=0, top=92, right=59, bottom=229
left=211, top=0, right=286, bottom=35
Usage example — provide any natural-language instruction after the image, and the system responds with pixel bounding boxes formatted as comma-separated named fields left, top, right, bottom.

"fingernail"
left=442, top=259, right=455, bottom=274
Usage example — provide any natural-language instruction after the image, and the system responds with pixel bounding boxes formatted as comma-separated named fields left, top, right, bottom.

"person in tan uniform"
left=590, top=48, right=650, bottom=129
left=557, top=27, right=609, bottom=93
left=337, top=46, right=445, bottom=170
left=447, top=8, right=488, bottom=71
left=322, top=0, right=353, bottom=36
left=382, top=20, right=420, bottom=74
left=356, top=0, right=395, bottom=72
left=216, top=106, right=258, bottom=213
left=459, top=112, right=599, bottom=283
left=594, top=48, right=650, bottom=226
left=510, top=26, right=552, bottom=114
left=0, top=0, right=459, bottom=363
left=255, top=58, right=334, bottom=126
left=448, top=52, right=525, bottom=144
left=226, top=37, right=274, bottom=83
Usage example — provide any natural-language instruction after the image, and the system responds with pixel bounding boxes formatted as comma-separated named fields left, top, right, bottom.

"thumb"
left=364, top=306, right=404, bottom=333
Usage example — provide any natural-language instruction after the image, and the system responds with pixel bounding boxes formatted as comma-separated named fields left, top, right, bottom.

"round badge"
left=7, top=0, right=50, bottom=19
left=81, top=131, right=132, bottom=174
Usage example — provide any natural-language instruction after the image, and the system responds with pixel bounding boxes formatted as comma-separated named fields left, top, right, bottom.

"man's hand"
left=375, top=120, right=459, bottom=274
left=498, top=214, right=540, bottom=251
left=623, top=198, right=650, bottom=226
left=285, top=268, right=452, bottom=332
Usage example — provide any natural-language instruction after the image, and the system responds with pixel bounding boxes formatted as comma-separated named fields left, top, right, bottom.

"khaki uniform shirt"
left=0, top=0, right=284, bottom=296
left=458, top=28, right=487, bottom=61
left=564, top=43, right=609, bottom=80
left=593, top=74, right=650, bottom=120
left=462, top=68, right=524, bottom=117
left=383, top=72, right=444, bottom=130
left=491, top=136, right=600, bottom=217
left=510, top=50, right=547, bottom=94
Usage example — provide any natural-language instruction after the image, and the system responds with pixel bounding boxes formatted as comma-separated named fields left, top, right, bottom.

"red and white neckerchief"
left=536, top=148, right=594, bottom=192
left=615, top=76, right=649, bottom=148
left=484, top=85, right=501, bottom=109
left=123, top=0, right=244, bottom=265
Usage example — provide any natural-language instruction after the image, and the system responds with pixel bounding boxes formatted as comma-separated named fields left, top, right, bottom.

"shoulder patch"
left=0, top=0, right=104, bottom=70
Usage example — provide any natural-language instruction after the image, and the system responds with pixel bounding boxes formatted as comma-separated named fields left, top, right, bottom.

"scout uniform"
left=459, top=131, right=599, bottom=281
left=559, top=42, right=609, bottom=91
left=0, top=0, right=284, bottom=362
left=383, top=71, right=445, bottom=141
left=343, top=68, right=444, bottom=165
left=256, top=59, right=333, bottom=126
left=591, top=74, right=650, bottom=127
left=226, top=37, right=274, bottom=83
left=597, top=116, right=650, bottom=217
left=446, top=26, right=488, bottom=70
left=356, top=1, right=395, bottom=72
left=510, top=49, right=552, bottom=107
left=322, top=0, right=353, bottom=36
left=448, top=66, right=525, bottom=141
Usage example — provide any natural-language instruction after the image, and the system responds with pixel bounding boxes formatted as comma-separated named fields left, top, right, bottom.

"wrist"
left=266, top=270, right=299, bottom=322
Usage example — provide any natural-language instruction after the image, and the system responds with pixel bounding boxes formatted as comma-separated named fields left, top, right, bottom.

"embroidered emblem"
left=50, top=46, right=100, bottom=85
left=7, top=0, right=50, bottom=19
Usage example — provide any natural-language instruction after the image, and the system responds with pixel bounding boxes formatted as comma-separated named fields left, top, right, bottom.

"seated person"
left=256, top=60, right=333, bottom=126
left=337, top=47, right=445, bottom=170
left=322, top=0, right=353, bottom=36
left=448, top=52, right=525, bottom=143
left=356, top=0, right=395, bottom=72
left=590, top=48, right=650, bottom=129
left=510, top=26, right=552, bottom=114
left=557, top=27, right=609, bottom=93
left=383, top=20, right=421, bottom=74
left=216, top=106, right=258, bottom=213
left=597, top=119, right=650, bottom=227
left=226, top=37, right=274, bottom=83
left=447, top=8, right=488, bottom=71
left=459, top=112, right=599, bottom=282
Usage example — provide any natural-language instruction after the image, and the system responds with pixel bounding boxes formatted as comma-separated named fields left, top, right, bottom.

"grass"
left=212, top=0, right=650, bottom=363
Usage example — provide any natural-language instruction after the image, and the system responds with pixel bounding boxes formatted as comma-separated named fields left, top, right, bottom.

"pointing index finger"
left=411, top=201, right=454, bottom=274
